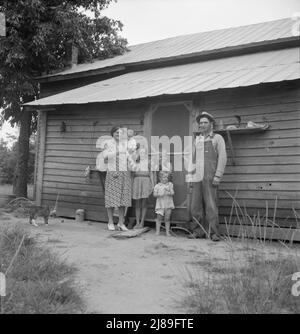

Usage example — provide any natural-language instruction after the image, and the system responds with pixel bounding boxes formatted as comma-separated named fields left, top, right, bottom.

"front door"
left=149, top=103, right=191, bottom=222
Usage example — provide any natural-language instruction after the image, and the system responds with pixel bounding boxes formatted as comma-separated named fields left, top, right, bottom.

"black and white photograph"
left=0, top=0, right=300, bottom=317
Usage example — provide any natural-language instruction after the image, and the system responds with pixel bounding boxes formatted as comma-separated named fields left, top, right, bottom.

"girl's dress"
left=131, top=158, right=154, bottom=200
left=154, top=182, right=175, bottom=216
left=132, top=171, right=153, bottom=200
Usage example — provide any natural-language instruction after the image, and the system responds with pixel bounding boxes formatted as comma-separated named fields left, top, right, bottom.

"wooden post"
left=33, top=110, right=41, bottom=202
left=226, top=130, right=236, bottom=166
left=14, top=108, right=32, bottom=197
left=35, top=110, right=47, bottom=206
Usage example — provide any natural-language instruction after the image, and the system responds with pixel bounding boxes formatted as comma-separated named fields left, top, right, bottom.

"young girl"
left=131, top=147, right=155, bottom=229
left=153, top=171, right=175, bottom=236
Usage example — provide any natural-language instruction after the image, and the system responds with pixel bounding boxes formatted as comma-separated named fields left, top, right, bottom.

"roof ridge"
left=39, top=17, right=296, bottom=81
left=128, top=17, right=292, bottom=48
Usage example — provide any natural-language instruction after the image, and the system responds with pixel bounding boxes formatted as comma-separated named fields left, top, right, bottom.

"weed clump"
left=0, top=224, right=83, bottom=314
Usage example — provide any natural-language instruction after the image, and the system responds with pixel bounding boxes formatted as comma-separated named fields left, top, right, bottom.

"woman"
left=103, top=126, right=132, bottom=231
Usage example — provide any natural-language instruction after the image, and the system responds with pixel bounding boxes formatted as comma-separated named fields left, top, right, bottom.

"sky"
left=0, top=121, right=19, bottom=145
left=102, top=0, right=300, bottom=45
left=1, top=0, right=300, bottom=142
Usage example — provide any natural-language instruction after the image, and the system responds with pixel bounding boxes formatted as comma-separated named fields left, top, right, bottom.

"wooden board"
left=111, top=227, right=150, bottom=239
left=219, top=225, right=300, bottom=242
left=39, top=105, right=144, bottom=222
left=42, top=199, right=107, bottom=220
left=36, top=111, right=47, bottom=205
left=218, top=189, right=300, bottom=200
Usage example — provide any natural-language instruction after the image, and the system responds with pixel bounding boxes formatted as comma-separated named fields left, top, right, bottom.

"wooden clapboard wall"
left=200, top=82, right=300, bottom=229
left=37, top=81, right=300, bottom=230
left=40, top=104, right=144, bottom=221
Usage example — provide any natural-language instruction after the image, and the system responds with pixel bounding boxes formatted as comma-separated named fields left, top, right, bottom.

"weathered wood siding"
left=200, top=83, right=300, bottom=228
left=40, top=104, right=144, bottom=221
left=37, top=81, right=300, bottom=228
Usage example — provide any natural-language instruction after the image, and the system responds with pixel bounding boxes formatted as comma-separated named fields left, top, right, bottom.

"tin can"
left=75, top=209, right=85, bottom=222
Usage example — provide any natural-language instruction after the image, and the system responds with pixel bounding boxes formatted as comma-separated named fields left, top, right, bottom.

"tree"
left=0, top=0, right=127, bottom=197
left=0, top=138, right=15, bottom=184
left=0, top=133, right=35, bottom=185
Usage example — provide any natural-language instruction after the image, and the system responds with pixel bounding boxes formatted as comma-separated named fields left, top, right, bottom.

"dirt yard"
left=1, top=210, right=299, bottom=314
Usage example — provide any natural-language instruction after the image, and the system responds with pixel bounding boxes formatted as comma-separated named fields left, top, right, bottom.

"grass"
left=0, top=223, right=84, bottom=314
left=182, top=195, right=300, bottom=314
left=183, top=245, right=300, bottom=314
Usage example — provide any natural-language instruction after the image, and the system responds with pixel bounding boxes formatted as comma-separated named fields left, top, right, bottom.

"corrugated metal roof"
left=26, top=47, right=300, bottom=106
left=44, top=18, right=298, bottom=79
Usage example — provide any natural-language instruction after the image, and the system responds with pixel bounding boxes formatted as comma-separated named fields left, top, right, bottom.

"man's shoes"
left=211, top=234, right=221, bottom=242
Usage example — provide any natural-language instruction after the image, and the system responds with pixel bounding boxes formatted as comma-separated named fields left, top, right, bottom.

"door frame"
left=143, top=100, right=196, bottom=144
left=143, top=100, right=198, bottom=220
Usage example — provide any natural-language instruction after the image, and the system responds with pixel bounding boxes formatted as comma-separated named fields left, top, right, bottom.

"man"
left=187, top=111, right=227, bottom=241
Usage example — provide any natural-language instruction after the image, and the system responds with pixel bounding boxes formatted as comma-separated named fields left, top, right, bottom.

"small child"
left=99, top=136, right=115, bottom=152
left=96, top=135, right=115, bottom=171
left=117, top=128, right=137, bottom=154
left=127, top=128, right=138, bottom=153
left=153, top=171, right=175, bottom=236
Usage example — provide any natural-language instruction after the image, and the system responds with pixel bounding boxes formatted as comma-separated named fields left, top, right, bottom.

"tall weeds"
left=183, top=196, right=300, bottom=314
left=0, top=224, right=84, bottom=314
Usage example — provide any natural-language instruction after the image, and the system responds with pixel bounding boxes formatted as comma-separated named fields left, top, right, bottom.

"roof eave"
left=24, top=78, right=300, bottom=110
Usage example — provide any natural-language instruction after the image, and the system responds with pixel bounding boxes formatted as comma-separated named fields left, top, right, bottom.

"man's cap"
left=196, top=111, right=215, bottom=124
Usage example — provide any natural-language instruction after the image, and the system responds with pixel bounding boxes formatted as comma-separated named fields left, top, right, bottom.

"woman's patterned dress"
left=104, top=154, right=132, bottom=208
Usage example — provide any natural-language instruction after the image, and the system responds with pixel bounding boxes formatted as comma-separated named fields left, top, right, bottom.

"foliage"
left=0, top=223, right=83, bottom=314
left=0, top=1, right=127, bottom=196
left=0, top=0, right=127, bottom=126
left=0, top=134, right=35, bottom=184
left=183, top=243, right=300, bottom=314
left=182, top=198, right=300, bottom=314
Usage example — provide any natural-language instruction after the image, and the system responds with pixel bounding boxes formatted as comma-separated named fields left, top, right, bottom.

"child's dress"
left=132, top=171, right=153, bottom=200
left=127, top=137, right=137, bottom=153
left=131, top=160, right=154, bottom=200
left=154, top=182, right=175, bottom=216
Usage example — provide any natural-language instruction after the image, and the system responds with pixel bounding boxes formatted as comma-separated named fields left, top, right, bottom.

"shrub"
left=0, top=136, right=35, bottom=185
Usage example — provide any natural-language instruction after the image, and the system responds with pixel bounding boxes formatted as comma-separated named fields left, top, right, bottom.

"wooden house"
left=25, top=18, right=300, bottom=239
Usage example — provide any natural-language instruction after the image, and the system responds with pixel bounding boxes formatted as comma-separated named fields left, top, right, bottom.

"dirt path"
left=30, top=218, right=218, bottom=314
left=1, top=212, right=297, bottom=314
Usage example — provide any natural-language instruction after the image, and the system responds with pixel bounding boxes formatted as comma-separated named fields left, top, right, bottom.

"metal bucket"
left=75, top=209, right=85, bottom=222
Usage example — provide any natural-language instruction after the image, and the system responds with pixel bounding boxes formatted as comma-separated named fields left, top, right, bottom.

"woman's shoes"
left=117, top=223, right=128, bottom=231
left=30, top=220, right=39, bottom=227
left=108, top=223, right=128, bottom=231
left=108, top=223, right=115, bottom=231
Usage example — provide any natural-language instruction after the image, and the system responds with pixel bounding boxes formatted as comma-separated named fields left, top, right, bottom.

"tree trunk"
left=14, top=108, right=32, bottom=198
